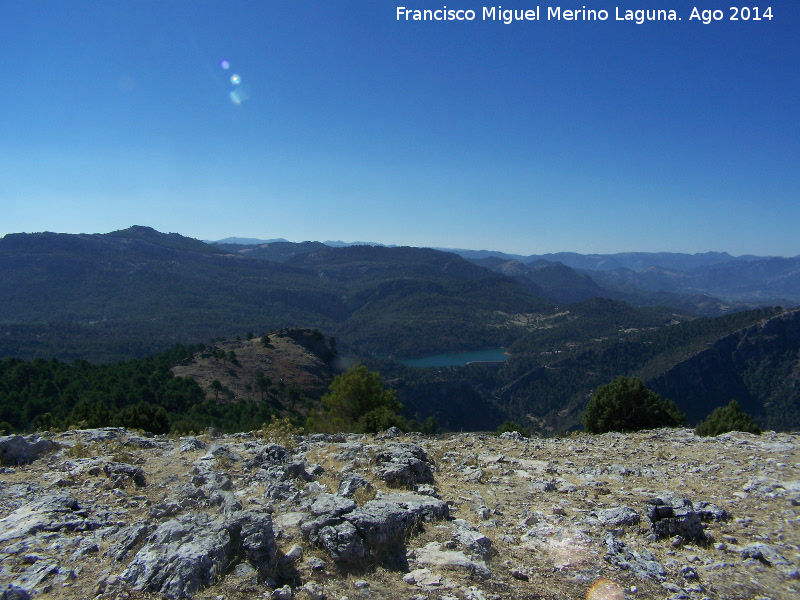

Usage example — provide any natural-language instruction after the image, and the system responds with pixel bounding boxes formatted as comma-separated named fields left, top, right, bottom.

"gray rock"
left=603, top=533, right=666, bottom=580
left=373, top=443, right=434, bottom=487
left=318, top=520, right=367, bottom=562
left=150, top=501, right=181, bottom=519
left=279, top=544, right=304, bottom=564
left=108, top=522, right=155, bottom=562
left=228, top=510, right=278, bottom=571
left=0, top=435, right=59, bottom=465
left=272, top=585, right=293, bottom=600
left=740, top=542, right=794, bottom=567
left=120, top=511, right=277, bottom=598
left=303, top=581, right=326, bottom=600
left=338, top=473, right=373, bottom=498
left=414, top=541, right=491, bottom=579
left=694, top=501, right=729, bottom=522
left=104, top=461, right=147, bottom=487
left=0, top=492, right=88, bottom=544
left=377, top=492, right=450, bottom=522
left=451, top=519, right=492, bottom=558
left=202, top=443, right=238, bottom=461
left=530, top=479, right=556, bottom=492
left=11, top=559, right=60, bottom=594
left=120, top=515, right=233, bottom=598
left=310, top=493, right=357, bottom=518
left=499, top=431, right=524, bottom=441
left=416, top=484, right=438, bottom=497
left=334, top=442, right=365, bottom=462
left=1, top=586, right=31, bottom=600
left=646, top=493, right=705, bottom=542
left=179, top=437, right=206, bottom=453
left=191, top=461, right=232, bottom=493
left=591, top=506, right=641, bottom=527
left=379, top=426, right=403, bottom=439
left=265, top=481, right=301, bottom=503
left=342, top=500, right=411, bottom=553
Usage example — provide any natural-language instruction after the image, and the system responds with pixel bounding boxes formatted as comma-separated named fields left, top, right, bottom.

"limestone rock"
left=373, top=443, right=434, bottom=487
left=338, top=473, right=373, bottom=498
left=414, top=542, right=491, bottom=579
left=0, top=435, right=59, bottom=465
left=646, top=493, right=705, bottom=542
left=604, top=533, right=666, bottom=580
left=590, top=505, right=641, bottom=527
left=120, top=514, right=233, bottom=598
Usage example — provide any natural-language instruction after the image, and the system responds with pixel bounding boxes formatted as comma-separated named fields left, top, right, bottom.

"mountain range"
left=213, top=237, right=800, bottom=307
left=2, top=226, right=799, bottom=432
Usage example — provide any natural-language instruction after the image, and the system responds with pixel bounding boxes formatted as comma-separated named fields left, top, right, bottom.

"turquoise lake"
left=397, top=348, right=509, bottom=368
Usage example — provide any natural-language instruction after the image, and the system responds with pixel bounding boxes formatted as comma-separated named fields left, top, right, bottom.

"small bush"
left=420, top=416, right=439, bottom=435
left=262, top=415, right=303, bottom=448
left=695, top=400, right=761, bottom=436
left=583, top=376, right=685, bottom=434
left=66, top=441, right=94, bottom=459
left=353, top=485, right=377, bottom=506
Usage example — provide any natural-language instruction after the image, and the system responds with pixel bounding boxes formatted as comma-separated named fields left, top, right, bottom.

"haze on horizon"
left=2, top=1, right=798, bottom=257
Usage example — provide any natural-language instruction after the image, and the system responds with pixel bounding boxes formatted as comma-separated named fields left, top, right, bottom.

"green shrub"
left=306, top=364, right=405, bottom=434
left=695, top=400, right=761, bottom=436
left=115, top=402, right=170, bottom=435
left=582, top=376, right=685, bottom=433
left=420, top=416, right=439, bottom=435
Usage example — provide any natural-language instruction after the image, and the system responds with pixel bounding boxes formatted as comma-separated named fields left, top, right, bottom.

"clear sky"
left=1, top=1, right=798, bottom=256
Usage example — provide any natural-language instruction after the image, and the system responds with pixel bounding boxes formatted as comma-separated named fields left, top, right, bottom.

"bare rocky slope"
left=1, top=427, right=798, bottom=600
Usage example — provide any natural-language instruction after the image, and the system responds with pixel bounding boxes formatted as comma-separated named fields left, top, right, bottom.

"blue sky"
left=1, top=1, right=798, bottom=255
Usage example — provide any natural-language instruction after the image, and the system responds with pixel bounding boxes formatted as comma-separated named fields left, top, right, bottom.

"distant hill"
left=171, top=329, right=338, bottom=408
left=211, top=236, right=288, bottom=245
left=471, top=257, right=604, bottom=303
left=650, top=308, right=800, bottom=430
left=588, top=257, right=800, bottom=303
left=414, top=306, right=790, bottom=433
left=0, top=228, right=558, bottom=361
left=0, top=328, right=339, bottom=434
left=323, top=240, right=394, bottom=248
left=459, top=248, right=800, bottom=306
left=4, top=227, right=797, bottom=433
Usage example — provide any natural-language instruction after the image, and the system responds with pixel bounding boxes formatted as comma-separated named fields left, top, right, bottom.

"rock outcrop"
left=0, top=427, right=798, bottom=599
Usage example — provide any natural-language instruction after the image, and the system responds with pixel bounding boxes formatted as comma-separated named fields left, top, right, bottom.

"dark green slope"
left=650, top=308, right=800, bottom=430
left=414, top=306, right=784, bottom=433
left=0, top=229, right=555, bottom=361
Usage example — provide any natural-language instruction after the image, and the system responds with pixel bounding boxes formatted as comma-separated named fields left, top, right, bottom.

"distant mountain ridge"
left=209, top=236, right=799, bottom=304
left=0, top=226, right=554, bottom=361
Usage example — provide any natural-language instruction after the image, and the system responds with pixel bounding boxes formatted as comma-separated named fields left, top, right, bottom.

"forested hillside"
left=0, top=329, right=336, bottom=435
left=0, top=227, right=553, bottom=361
left=366, top=307, right=794, bottom=433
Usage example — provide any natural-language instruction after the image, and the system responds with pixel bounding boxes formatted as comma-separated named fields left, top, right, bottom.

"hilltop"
left=170, top=330, right=339, bottom=409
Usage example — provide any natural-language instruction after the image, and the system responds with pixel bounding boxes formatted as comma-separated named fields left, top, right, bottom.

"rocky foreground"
left=1, top=427, right=798, bottom=600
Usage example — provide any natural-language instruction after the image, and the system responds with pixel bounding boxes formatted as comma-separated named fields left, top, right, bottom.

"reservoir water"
left=397, top=348, right=509, bottom=368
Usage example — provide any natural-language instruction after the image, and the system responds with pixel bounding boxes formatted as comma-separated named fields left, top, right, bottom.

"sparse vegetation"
left=262, top=415, right=303, bottom=448
left=495, top=420, right=530, bottom=437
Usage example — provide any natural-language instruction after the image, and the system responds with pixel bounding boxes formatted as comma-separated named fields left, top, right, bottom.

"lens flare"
left=230, top=74, right=241, bottom=85
left=586, top=578, right=624, bottom=600
left=220, top=59, right=230, bottom=70
left=229, top=86, right=250, bottom=105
